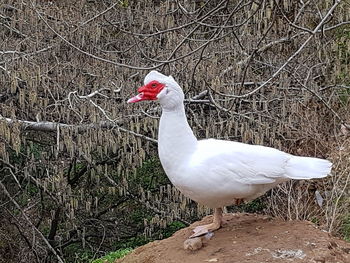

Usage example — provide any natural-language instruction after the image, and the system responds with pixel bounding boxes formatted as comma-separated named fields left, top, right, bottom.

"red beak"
left=127, top=93, right=145, bottom=103
left=127, top=86, right=147, bottom=103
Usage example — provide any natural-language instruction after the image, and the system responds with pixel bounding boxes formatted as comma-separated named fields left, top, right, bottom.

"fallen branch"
left=0, top=116, right=158, bottom=143
left=0, top=116, right=118, bottom=132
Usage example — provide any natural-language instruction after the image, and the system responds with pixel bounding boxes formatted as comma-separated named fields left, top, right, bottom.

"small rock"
left=205, top=258, right=218, bottom=262
left=184, top=237, right=203, bottom=251
left=271, top=249, right=306, bottom=259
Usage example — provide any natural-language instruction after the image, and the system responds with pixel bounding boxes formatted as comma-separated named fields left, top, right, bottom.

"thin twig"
left=0, top=182, right=64, bottom=263
left=219, top=0, right=342, bottom=98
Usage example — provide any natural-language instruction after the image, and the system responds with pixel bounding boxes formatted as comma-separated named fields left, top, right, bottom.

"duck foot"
left=189, top=207, right=223, bottom=238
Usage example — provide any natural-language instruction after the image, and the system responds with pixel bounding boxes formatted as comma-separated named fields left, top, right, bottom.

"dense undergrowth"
left=1, top=1, right=349, bottom=262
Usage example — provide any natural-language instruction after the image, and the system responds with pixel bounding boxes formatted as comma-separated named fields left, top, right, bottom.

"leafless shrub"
left=0, top=0, right=349, bottom=261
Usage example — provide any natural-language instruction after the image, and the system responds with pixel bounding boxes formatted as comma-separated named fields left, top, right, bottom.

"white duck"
left=128, top=71, right=332, bottom=238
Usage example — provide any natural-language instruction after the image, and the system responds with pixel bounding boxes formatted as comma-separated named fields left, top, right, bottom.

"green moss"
left=28, top=141, right=43, bottom=160
left=161, top=221, right=186, bottom=238
left=229, top=198, right=266, bottom=213
left=335, top=26, right=350, bottom=64
left=119, top=0, right=129, bottom=8
left=310, top=217, right=320, bottom=225
left=337, top=85, right=350, bottom=105
left=63, top=244, right=95, bottom=263
left=100, top=221, right=185, bottom=263
left=331, top=26, right=350, bottom=105
left=133, top=158, right=169, bottom=191
left=91, top=248, right=132, bottom=263
left=129, top=209, right=152, bottom=224
left=113, top=235, right=151, bottom=251
left=340, top=214, right=350, bottom=242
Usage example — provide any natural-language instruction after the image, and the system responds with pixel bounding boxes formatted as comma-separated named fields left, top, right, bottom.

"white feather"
left=285, top=156, right=332, bottom=179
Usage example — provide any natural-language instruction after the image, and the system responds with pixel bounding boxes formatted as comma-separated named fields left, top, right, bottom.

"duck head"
left=128, top=71, right=184, bottom=111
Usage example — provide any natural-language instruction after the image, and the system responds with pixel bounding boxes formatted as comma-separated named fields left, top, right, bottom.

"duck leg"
left=190, top=207, right=223, bottom=238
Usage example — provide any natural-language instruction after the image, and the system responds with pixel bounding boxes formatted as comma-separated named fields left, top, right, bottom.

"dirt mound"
left=116, top=213, right=350, bottom=263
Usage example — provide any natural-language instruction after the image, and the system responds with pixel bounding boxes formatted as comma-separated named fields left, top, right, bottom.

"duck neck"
left=158, top=104, right=197, bottom=171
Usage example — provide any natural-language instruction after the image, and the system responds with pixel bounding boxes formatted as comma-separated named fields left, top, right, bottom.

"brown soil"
left=116, top=213, right=350, bottom=263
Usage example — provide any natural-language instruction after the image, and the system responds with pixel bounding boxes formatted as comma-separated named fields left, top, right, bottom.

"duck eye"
left=151, top=83, right=157, bottom=88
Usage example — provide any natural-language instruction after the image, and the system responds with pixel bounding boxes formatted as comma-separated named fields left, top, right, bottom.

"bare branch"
left=0, top=115, right=118, bottom=132
left=0, top=115, right=157, bottom=143
left=102, top=173, right=189, bottom=225
left=218, top=0, right=342, bottom=98
left=29, top=1, right=160, bottom=70
left=0, top=182, right=64, bottom=263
